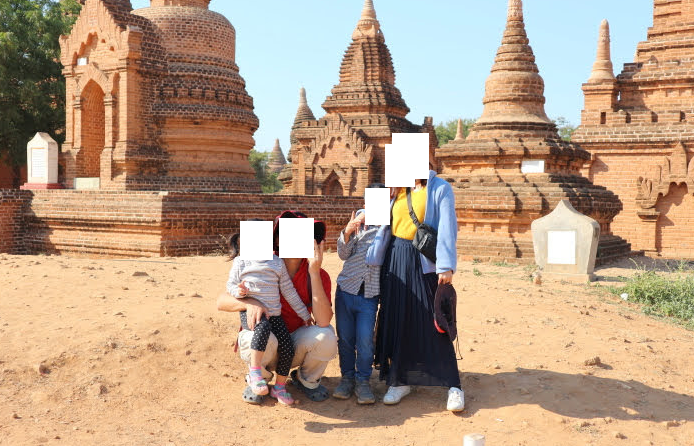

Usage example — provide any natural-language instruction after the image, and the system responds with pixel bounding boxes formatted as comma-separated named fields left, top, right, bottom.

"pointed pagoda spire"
left=322, top=0, right=409, bottom=117
left=294, top=87, right=316, bottom=125
left=472, top=0, right=552, bottom=131
left=361, top=0, right=376, bottom=20
left=587, top=19, right=615, bottom=83
left=454, top=119, right=465, bottom=141
left=268, top=138, right=287, bottom=174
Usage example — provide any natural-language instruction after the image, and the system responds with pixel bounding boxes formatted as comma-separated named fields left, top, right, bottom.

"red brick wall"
left=24, top=191, right=363, bottom=257
left=656, top=183, right=694, bottom=257
left=0, top=190, right=31, bottom=254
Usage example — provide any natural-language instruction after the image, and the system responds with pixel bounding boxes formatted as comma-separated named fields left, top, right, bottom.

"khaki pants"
left=238, top=325, right=337, bottom=389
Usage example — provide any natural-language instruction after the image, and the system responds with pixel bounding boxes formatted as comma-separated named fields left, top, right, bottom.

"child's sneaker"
left=247, top=373, right=269, bottom=396
left=270, top=385, right=295, bottom=406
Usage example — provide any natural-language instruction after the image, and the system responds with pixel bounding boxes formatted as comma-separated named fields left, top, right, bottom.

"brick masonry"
left=280, top=0, right=437, bottom=197
left=437, top=0, right=631, bottom=265
left=0, top=190, right=31, bottom=254
left=17, top=190, right=362, bottom=257
left=574, top=1, right=694, bottom=258
left=58, top=0, right=260, bottom=192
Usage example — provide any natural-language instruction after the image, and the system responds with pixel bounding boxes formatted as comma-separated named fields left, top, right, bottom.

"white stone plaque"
left=521, top=160, right=545, bottom=174
left=74, top=178, right=100, bottom=190
left=547, top=230, right=576, bottom=265
left=31, top=148, right=47, bottom=179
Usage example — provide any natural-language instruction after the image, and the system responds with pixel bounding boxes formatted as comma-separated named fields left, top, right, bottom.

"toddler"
left=227, top=252, right=311, bottom=406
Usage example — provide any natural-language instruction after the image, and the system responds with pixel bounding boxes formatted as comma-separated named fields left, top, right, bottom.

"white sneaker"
left=383, top=385, right=411, bottom=405
left=447, top=387, right=465, bottom=412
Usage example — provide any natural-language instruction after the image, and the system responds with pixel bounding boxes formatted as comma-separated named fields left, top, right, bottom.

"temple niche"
left=59, top=0, right=259, bottom=191
left=574, top=0, right=694, bottom=258
left=437, top=0, right=630, bottom=264
left=280, top=0, right=437, bottom=197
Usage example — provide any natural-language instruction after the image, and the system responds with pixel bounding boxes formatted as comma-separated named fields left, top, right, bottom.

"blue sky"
left=131, top=0, right=653, bottom=155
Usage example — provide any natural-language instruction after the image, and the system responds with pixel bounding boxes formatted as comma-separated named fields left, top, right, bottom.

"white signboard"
left=31, top=148, right=47, bottom=179
left=521, top=160, right=545, bottom=174
left=547, top=230, right=577, bottom=265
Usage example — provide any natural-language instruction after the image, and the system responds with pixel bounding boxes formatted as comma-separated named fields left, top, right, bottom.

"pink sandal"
left=270, top=385, right=295, bottom=406
left=246, top=374, right=268, bottom=396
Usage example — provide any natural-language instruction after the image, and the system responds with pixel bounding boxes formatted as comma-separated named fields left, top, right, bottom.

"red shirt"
left=279, top=259, right=332, bottom=333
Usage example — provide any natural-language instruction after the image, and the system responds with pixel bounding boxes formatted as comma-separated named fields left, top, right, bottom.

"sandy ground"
left=1, top=252, right=693, bottom=446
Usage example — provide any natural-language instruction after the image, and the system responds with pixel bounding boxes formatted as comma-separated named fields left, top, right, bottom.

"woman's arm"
left=216, top=291, right=268, bottom=330
left=435, top=181, right=458, bottom=280
left=308, top=241, right=333, bottom=327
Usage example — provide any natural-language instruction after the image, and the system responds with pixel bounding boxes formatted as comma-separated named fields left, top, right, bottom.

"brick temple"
left=280, top=0, right=437, bottom=196
left=58, top=0, right=259, bottom=191
left=0, top=0, right=361, bottom=257
left=574, top=1, right=694, bottom=258
left=437, top=0, right=630, bottom=264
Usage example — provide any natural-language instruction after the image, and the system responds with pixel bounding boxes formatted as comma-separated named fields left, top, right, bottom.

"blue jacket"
left=366, top=170, right=458, bottom=274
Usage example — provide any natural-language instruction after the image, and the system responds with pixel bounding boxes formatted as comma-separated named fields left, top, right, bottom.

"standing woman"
left=374, top=170, right=464, bottom=412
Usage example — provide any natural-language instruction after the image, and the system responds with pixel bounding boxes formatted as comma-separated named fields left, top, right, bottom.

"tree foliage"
left=249, top=149, right=283, bottom=193
left=435, top=119, right=476, bottom=147
left=554, top=116, right=577, bottom=142
left=0, top=0, right=81, bottom=175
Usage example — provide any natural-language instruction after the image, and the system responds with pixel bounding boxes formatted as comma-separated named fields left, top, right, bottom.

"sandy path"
left=1, top=253, right=693, bottom=445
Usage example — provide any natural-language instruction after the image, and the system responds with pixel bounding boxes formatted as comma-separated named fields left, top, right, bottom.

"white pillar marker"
left=463, top=433, right=485, bottom=446
left=364, top=188, right=391, bottom=226
left=278, top=218, right=315, bottom=259
left=239, top=221, right=274, bottom=260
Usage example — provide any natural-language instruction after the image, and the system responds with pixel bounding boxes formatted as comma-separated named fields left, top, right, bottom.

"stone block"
left=22, top=133, right=61, bottom=189
left=532, top=199, right=600, bottom=282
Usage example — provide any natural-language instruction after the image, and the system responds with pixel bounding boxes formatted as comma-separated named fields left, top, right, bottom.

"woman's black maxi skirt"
left=374, top=236, right=461, bottom=388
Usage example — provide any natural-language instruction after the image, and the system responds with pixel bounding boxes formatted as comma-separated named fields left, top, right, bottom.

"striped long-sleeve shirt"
left=226, top=255, right=311, bottom=321
left=337, top=224, right=381, bottom=299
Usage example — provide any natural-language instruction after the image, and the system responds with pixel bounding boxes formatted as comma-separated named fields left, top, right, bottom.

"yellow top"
left=392, top=187, right=427, bottom=240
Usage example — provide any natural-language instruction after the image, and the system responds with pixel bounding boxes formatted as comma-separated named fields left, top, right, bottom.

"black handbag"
left=406, top=188, right=437, bottom=262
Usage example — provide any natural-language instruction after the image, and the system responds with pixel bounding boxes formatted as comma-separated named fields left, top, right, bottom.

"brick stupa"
left=58, top=0, right=259, bottom=191
left=574, top=1, right=694, bottom=258
left=281, top=0, right=436, bottom=196
left=267, top=139, right=287, bottom=175
left=437, top=0, right=629, bottom=263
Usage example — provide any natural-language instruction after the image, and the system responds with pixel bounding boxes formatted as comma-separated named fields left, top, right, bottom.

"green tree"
left=435, top=118, right=476, bottom=147
left=0, top=0, right=81, bottom=186
left=248, top=149, right=283, bottom=193
left=554, top=116, right=577, bottom=142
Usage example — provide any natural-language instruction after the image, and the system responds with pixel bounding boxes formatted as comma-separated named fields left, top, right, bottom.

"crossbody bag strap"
left=406, top=187, right=422, bottom=228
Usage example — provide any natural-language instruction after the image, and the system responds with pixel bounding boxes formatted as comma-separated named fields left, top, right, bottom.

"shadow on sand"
left=296, top=368, right=694, bottom=432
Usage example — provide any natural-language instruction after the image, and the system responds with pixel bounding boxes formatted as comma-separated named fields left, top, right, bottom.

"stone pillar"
left=21, top=133, right=63, bottom=190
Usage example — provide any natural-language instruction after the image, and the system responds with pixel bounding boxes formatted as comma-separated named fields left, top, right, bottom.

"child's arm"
left=226, top=259, right=248, bottom=298
left=337, top=229, right=357, bottom=261
left=278, top=261, right=311, bottom=322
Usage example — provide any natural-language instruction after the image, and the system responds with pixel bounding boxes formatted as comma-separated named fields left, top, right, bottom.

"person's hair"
left=230, top=218, right=264, bottom=259
left=367, top=182, right=386, bottom=189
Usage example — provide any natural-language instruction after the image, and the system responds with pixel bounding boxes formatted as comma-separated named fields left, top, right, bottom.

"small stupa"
left=267, top=139, right=287, bottom=174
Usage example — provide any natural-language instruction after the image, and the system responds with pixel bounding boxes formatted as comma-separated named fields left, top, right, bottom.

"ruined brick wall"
left=0, top=190, right=31, bottom=254
left=24, top=191, right=363, bottom=257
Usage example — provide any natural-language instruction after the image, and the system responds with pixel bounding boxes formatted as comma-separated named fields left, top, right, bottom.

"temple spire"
left=353, top=0, right=381, bottom=38
left=361, top=0, right=377, bottom=20
left=471, top=0, right=551, bottom=133
left=268, top=138, right=287, bottom=174
left=507, top=0, right=523, bottom=22
left=322, top=0, right=408, bottom=117
left=294, top=87, right=315, bottom=125
left=454, top=119, right=465, bottom=141
left=588, top=19, right=615, bottom=83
